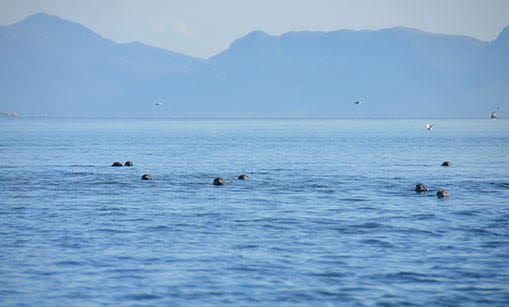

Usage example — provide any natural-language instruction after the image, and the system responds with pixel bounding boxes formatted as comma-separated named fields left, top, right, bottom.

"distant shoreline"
left=0, top=116, right=501, bottom=120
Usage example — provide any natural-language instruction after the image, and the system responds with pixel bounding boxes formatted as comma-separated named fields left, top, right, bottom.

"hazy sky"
left=1, top=0, right=509, bottom=58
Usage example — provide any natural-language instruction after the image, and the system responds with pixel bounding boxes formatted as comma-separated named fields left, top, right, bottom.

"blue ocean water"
left=1, top=118, right=508, bottom=305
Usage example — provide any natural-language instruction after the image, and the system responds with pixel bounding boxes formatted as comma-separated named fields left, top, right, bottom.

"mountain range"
left=0, top=13, right=507, bottom=117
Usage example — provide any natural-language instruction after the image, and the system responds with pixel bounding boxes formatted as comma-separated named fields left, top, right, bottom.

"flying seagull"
left=354, top=100, right=363, bottom=105
left=491, top=107, right=500, bottom=119
left=154, top=102, right=163, bottom=106
left=426, top=123, right=436, bottom=131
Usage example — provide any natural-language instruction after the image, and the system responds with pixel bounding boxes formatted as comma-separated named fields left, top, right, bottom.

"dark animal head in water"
left=415, top=183, right=428, bottom=193
left=213, top=177, right=225, bottom=185
left=436, top=189, right=449, bottom=198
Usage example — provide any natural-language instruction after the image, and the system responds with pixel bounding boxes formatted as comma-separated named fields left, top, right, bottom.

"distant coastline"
left=0, top=112, right=18, bottom=117
left=1, top=13, right=507, bottom=118
left=0, top=112, right=50, bottom=118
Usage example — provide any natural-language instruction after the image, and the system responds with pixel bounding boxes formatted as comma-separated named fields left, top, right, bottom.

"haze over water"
left=1, top=118, right=508, bottom=305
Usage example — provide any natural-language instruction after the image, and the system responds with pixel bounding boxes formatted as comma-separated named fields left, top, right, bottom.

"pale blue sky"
left=1, top=0, right=508, bottom=58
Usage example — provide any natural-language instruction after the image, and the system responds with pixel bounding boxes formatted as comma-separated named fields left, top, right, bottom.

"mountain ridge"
left=0, top=13, right=507, bottom=117
left=3, top=13, right=498, bottom=59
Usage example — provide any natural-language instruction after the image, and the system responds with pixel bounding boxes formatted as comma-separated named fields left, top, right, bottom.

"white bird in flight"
left=491, top=107, right=500, bottom=119
left=154, top=102, right=163, bottom=106
left=426, top=123, right=436, bottom=131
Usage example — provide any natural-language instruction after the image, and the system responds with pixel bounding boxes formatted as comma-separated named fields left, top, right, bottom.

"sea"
left=1, top=118, right=508, bottom=305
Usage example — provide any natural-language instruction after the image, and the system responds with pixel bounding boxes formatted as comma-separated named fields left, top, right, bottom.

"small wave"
left=96, top=206, right=125, bottom=211
left=361, top=239, right=394, bottom=248
left=340, top=222, right=389, bottom=234
left=340, top=197, right=368, bottom=202
left=481, top=241, right=507, bottom=248
left=228, top=265, right=259, bottom=272
left=309, top=271, right=349, bottom=278
left=491, top=182, right=509, bottom=189
left=53, top=260, right=82, bottom=266
left=231, top=244, right=259, bottom=250
left=453, top=210, right=482, bottom=217
left=308, top=183, right=330, bottom=189
left=412, top=213, right=437, bottom=220
left=123, top=293, right=160, bottom=301
left=376, top=271, right=440, bottom=283
left=354, top=222, right=384, bottom=229
left=466, top=228, right=499, bottom=236
left=399, top=227, right=440, bottom=236
left=94, top=228, right=132, bottom=234
left=68, top=171, right=95, bottom=176
left=90, top=180, right=126, bottom=185
left=144, top=225, right=172, bottom=231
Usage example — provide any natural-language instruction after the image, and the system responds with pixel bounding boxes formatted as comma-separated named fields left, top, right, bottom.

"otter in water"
left=441, top=161, right=451, bottom=167
left=237, top=174, right=250, bottom=180
left=124, top=161, right=134, bottom=167
left=111, top=162, right=123, bottom=167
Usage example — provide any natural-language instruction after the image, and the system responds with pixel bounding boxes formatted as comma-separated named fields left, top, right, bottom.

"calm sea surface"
left=1, top=118, right=508, bottom=305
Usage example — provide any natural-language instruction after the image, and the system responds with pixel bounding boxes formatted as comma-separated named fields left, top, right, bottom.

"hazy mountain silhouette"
left=0, top=13, right=507, bottom=117
left=0, top=13, right=204, bottom=116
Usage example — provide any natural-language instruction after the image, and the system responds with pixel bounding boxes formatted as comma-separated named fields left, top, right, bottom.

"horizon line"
left=1, top=116, right=502, bottom=120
